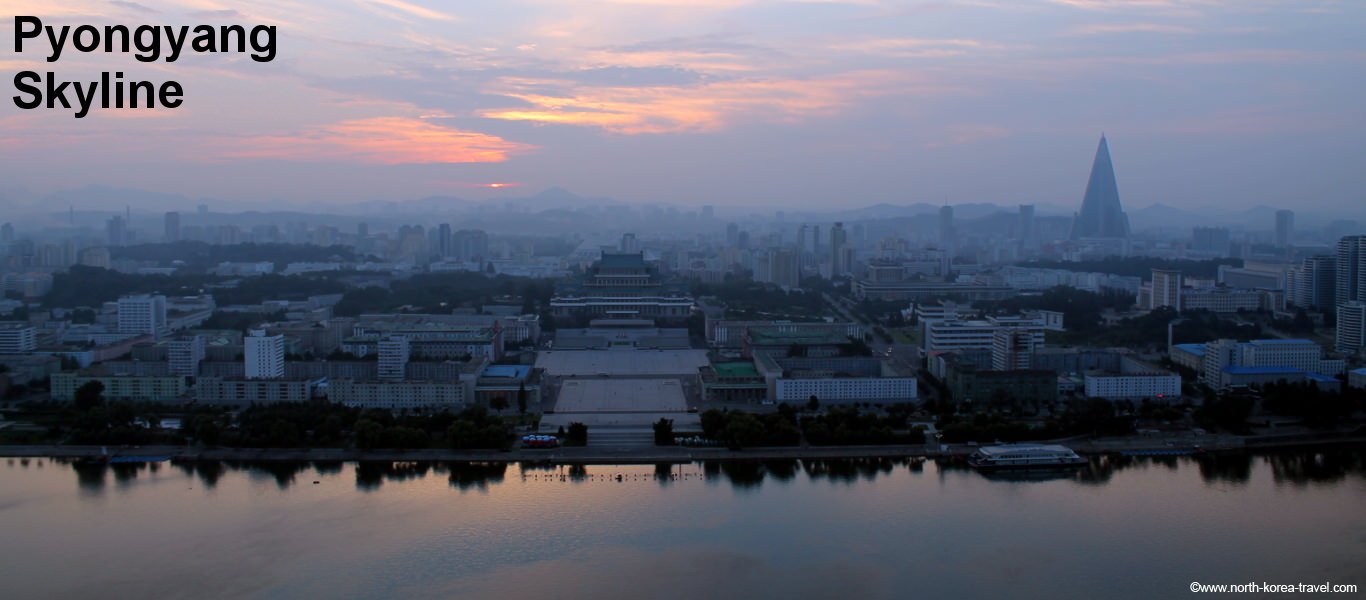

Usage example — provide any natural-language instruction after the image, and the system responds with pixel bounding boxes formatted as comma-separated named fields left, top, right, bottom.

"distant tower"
left=164, top=211, right=181, bottom=242
left=938, top=205, right=955, bottom=248
left=829, top=222, right=848, bottom=277
left=1275, top=209, right=1295, bottom=248
left=1069, top=135, right=1130, bottom=240
left=1017, top=204, right=1036, bottom=247
left=620, top=232, right=640, bottom=253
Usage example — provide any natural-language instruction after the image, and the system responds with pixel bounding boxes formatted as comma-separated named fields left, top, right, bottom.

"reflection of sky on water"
left=1, top=452, right=1363, bottom=599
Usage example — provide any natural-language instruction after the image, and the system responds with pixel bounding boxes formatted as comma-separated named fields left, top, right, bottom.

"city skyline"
left=1, top=0, right=1363, bottom=211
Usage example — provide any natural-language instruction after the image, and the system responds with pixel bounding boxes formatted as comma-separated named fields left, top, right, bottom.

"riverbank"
left=3, top=432, right=1363, bottom=464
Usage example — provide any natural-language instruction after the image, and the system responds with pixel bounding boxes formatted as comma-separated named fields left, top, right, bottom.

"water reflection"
left=42, top=448, right=1366, bottom=497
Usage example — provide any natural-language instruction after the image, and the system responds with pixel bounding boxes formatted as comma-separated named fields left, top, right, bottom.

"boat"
left=967, top=444, right=1088, bottom=470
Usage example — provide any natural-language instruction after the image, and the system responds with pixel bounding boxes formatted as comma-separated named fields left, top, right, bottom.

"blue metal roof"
left=1172, top=343, right=1205, bottom=355
left=483, top=364, right=530, bottom=379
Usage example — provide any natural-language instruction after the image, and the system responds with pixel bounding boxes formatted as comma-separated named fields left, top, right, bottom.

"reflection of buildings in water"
left=55, top=451, right=1366, bottom=495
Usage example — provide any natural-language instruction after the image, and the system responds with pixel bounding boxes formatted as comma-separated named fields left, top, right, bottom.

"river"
left=1, top=449, right=1363, bottom=599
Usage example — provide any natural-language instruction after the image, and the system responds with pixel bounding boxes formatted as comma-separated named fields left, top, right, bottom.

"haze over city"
left=2, top=0, right=1363, bottom=214
left=2, top=3, right=1366, bottom=599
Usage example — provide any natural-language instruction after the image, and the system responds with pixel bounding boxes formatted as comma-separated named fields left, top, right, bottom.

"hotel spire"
left=1069, top=135, right=1130, bottom=240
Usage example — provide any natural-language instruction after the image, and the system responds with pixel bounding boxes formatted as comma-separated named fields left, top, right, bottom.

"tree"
left=700, top=409, right=727, bottom=439
left=723, top=414, right=765, bottom=450
left=806, top=395, right=820, bottom=413
left=516, top=383, right=528, bottom=415
left=490, top=396, right=510, bottom=413
left=354, top=418, right=384, bottom=450
left=653, top=418, right=674, bottom=446
left=566, top=422, right=589, bottom=446
left=74, top=381, right=105, bottom=412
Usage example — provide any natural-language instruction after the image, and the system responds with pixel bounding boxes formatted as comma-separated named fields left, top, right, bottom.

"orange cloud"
left=481, top=70, right=948, bottom=134
left=225, top=117, right=532, bottom=164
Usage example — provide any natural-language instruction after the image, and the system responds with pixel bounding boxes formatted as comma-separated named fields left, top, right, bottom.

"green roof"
left=713, top=362, right=760, bottom=377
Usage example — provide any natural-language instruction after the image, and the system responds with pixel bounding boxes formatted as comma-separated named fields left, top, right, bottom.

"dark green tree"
left=653, top=418, right=674, bottom=446
left=74, top=381, right=105, bottom=412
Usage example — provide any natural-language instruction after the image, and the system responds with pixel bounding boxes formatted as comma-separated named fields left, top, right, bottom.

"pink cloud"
left=224, top=117, right=533, bottom=164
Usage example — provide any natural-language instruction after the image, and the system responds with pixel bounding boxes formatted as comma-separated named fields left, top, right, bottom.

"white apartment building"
left=1337, top=301, right=1365, bottom=356
left=773, top=377, right=917, bottom=404
left=244, top=329, right=285, bottom=379
left=328, top=379, right=467, bottom=410
left=378, top=335, right=410, bottom=380
left=1200, top=338, right=1345, bottom=389
left=0, top=323, right=37, bottom=354
left=117, top=294, right=167, bottom=338
left=922, top=315, right=1045, bottom=359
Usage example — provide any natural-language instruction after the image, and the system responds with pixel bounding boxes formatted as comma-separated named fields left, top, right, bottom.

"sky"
left=0, top=0, right=1362, bottom=212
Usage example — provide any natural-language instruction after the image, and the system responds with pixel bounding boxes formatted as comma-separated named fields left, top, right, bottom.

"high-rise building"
left=436, top=223, right=452, bottom=257
left=1275, top=209, right=1295, bottom=248
left=106, top=215, right=128, bottom=247
left=1069, top=135, right=1130, bottom=240
left=701, top=205, right=714, bottom=220
left=453, top=229, right=489, bottom=263
left=620, top=233, right=640, bottom=253
left=796, top=224, right=810, bottom=253
left=938, top=206, right=955, bottom=249
left=1335, top=235, right=1366, bottom=308
left=167, top=335, right=205, bottom=376
left=1, top=222, right=15, bottom=243
left=1191, top=227, right=1231, bottom=256
left=1289, top=255, right=1336, bottom=310
left=726, top=223, right=739, bottom=246
left=1337, top=301, right=1365, bottom=356
left=771, top=248, right=800, bottom=289
left=830, top=222, right=848, bottom=277
left=1017, top=204, right=1036, bottom=248
left=244, top=330, right=285, bottom=379
left=1150, top=269, right=1182, bottom=311
left=378, top=335, right=410, bottom=380
left=163, top=211, right=181, bottom=242
left=116, top=294, right=167, bottom=337
left=991, top=329, right=1041, bottom=371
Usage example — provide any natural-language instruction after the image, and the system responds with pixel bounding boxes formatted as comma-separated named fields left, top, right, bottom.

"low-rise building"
left=1082, top=356, right=1182, bottom=401
left=0, top=322, right=37, bottom=354
left=754, top=354, right=916, bottom=404
left=327, top=379, right=467, bottom=411
left=195, top=377, right=314, bottom=406
left=51, top=371, right=187, bottom=403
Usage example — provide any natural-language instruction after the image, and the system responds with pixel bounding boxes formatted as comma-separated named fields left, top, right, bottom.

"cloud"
left=1069, top=22, right=1197, bottom=35
left=109, top=0, right=159, bottom=13
left=481, top=70, right=954, bottom=134
left=224, top=117, right=532, bottom=164
left=357, top=0, right=458, bottom=22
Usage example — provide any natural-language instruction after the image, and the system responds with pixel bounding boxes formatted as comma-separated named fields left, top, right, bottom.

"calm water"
left=1, top=451, right=1364, bottom=600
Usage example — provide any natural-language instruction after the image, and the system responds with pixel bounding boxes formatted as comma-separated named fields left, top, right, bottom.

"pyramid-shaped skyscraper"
left=1069, top=135, right=1130, bottom=240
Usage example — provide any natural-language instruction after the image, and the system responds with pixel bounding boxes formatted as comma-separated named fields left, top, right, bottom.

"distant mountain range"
left=3, top=184, right=1360, bottom=233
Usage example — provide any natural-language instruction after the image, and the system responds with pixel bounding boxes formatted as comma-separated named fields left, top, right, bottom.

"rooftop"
left=1246, top=339, right=1317, bottom=346
left=482, top=364, right=531, bottom=379
left=712, top=362, right=760, bottom=378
